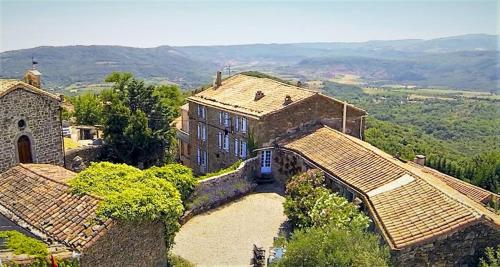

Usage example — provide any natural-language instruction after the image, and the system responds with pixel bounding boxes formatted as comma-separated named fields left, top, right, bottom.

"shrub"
left=168, top=254, right=196, bottom=267
left=0, top=230, right=48, bottom=259
left=480, top=245, right=500, bottom=267
left=284, top=169, right=369, bottom=230
left=309, top=190, right=371, bottom=231
left=69, top=162, right=186, bottom=248
left=146, top=164, right=197, bottom=202
left=272, top=223, right=390, bottom=267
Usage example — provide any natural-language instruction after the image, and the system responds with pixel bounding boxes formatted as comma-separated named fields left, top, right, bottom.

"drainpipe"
left=342, top=101, right=347, bottom=134
left=59, top=95, right=66, bottom=167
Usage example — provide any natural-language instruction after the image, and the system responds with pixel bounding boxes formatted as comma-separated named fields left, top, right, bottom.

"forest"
left=322, top=82, right=500, bottom=193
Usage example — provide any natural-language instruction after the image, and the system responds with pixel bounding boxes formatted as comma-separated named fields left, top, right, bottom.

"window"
left=223, top=134, right=229, bottom=151
left=197, top=105, right=206, bottom=119
left=234, top=138, right=239, bottom=155
left=197, top=123, right=207, bottom=141
left=197, top=148, right=207, bottom=166
left=241, top=117, right=247, bottom=133
left=240, top=141, right=247, bottom=158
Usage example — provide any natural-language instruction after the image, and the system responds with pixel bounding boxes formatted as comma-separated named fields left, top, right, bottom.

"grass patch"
left=198, top=160, right=242, bottom=180
left=64, top=137, right=80, bottom=150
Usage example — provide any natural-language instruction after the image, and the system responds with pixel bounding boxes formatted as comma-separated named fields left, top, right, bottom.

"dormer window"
left=284, top=95, right=293, bottom=105
left=254, top=91, right=265, bottom=101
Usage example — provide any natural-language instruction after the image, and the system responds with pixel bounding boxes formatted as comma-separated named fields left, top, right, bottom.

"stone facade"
left=187, top=94, right=365, bottom=175
left=392, top=222, right=500, bottom=267
left=0, top=87, right=63, bottom=173
left=182, top=157, right=259, bottom=223
left=80, top=220, right=167, bottom=267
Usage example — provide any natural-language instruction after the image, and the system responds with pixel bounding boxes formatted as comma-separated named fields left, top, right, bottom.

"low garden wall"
left=181, top=157, right=259, bottom=223
left=64, top=145, right=104, bottom=172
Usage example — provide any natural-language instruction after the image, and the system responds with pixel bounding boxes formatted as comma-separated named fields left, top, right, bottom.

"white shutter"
left=224, top=135, right=229, bottom=151
left=218, top=132, right=222, bottom=148
left=197, top=149, right=201, bottom=165
left=224, top=113, right=229, bottom=127
left=202, top=124, right=207, bottom=141
left=235, top=116, right=239, bottom=131
left=235, top=138, right=239, bottom=155
left=197, top=105, right=201, bottom=117
left=203, top=151, right=207, bottom=166
left=241, top=141, right=247, bottom=158
left=203, top=106, right=206, bottom=119
left=242, top=118, right=247, bottom=133
left=197, top=123, right=201, bottom=139
left=219, top=111, right=223, bottom=125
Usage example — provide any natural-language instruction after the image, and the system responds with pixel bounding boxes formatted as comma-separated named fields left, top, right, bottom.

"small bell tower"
left=24, top=57, right=42, bottom=89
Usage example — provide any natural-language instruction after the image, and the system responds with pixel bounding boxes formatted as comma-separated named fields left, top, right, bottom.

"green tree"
left=102, top=72, right=181, bottom=167
left=273, top=223, right=390, bottom=267
left=72, top=92, right=103, bottom=125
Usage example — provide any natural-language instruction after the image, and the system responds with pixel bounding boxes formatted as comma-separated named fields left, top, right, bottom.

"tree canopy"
left=101, top=72, right=183, bottom=167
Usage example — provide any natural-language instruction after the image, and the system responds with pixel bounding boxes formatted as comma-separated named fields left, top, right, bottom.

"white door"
left=261, top=150, right=272, bottom=174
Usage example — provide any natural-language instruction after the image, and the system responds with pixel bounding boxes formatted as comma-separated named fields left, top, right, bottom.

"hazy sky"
left=0, top=0, right=498, bottom=52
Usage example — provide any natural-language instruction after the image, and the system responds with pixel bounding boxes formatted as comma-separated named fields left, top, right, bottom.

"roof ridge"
left=18, top=164, right=105, bottom=201
left=0, top=79, right=61, bottom=101
left=19, top=164, right=71, bottom=187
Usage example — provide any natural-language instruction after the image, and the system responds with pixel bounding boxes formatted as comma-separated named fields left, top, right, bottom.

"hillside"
left=0, top=34, right=498, bottom=92
left=0, top=45, right=218, bottom=90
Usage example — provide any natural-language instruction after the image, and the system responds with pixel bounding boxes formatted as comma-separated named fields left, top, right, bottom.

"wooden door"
left=17, top=135, right=33, bottom=163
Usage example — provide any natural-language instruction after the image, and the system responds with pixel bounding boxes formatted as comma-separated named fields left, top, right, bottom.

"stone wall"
left=0, top=89, right=63, bottom=173
left=188, top=102, right=250, bottom=174
left=80, top=220, right=167, bottom=267
left=64, top=145, right=104, bottom=172
left=253, top=94, right=365, bottom=147
left=392, top=221, right=500, bottom=267
left=182, top=157, right=259, bottom=223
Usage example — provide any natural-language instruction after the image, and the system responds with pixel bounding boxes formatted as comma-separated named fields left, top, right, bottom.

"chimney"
left=342, top=101, right=347, bottom=133
left=24, top=69, right=42, bottom=89
left=296, top=81, right=302, bottom=87
left=283, top=95, right=293, bottom=105
left=254, top=90, right=265, bottom=101
left=214, top=71, right=222, bottom=88
left=414, top=155, right=426, bottom=166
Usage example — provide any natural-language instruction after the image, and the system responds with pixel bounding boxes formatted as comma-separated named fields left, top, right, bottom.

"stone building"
left=0, top=164, right=167, bottom=266
left=180, top=72, right=367, bottom=174
left=274, top=125, right=499, bottom=266
left=0, top=69, right=64, bottom=173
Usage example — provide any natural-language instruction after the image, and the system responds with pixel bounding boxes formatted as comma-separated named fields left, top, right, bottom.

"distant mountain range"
left=0, top=34, right=498, bottom=92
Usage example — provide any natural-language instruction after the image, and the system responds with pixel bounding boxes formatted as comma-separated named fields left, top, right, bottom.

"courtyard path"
left=172, top=186, right=286, bottom=267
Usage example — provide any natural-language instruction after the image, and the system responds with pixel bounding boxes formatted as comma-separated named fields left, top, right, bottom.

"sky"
left=0, top=0, right=498, bottom=52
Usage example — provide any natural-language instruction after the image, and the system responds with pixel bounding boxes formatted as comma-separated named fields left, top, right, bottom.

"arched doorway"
left=17, top=135, right=33, bottom=163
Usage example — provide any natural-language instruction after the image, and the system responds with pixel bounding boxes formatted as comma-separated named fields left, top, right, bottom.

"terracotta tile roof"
left=0, top=79, right=60, bottom=101
left=188, top=74, right=366, bottom=118
left=282, top=126, right=500, bottom=250
left=0, top=164, right=112, bottom=251
left=407, top=161, right=498, bottom=205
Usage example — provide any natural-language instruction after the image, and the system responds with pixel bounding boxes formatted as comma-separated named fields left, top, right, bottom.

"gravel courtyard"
left=172, top=187, right=286, bottom=267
